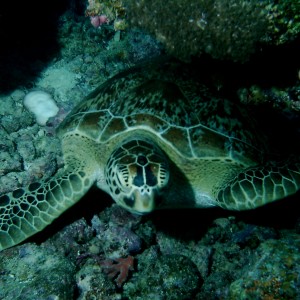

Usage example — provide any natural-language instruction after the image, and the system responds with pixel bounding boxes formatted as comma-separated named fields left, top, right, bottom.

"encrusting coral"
left=86, top=0, right=127, bottom=31
left=123, top=0, right=300, bottom=62
left=124, top=0, right=268, bottom=62
left=84, top=0, right=300, bottom=62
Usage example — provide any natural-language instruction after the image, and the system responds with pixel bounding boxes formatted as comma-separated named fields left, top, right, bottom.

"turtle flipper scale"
left=0, top=170, right=93, bottom=251
left=217, top=162, right=300, bottom=210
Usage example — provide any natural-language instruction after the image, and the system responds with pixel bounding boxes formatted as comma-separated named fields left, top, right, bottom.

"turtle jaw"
left=122, top=187, right=158, bottom=214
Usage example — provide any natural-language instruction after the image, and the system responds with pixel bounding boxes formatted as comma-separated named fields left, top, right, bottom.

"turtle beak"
left=132, top=188, right=156, bottom=214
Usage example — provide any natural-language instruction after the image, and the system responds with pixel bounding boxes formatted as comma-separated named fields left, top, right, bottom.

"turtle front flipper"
left=217, top=162, right=300, bottom=210
left=0, top=169, right=95, bottom=251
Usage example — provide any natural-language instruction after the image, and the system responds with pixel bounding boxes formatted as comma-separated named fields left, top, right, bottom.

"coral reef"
left=263, top=0, right=300, bottom=45
left=86, top=0, right=127, bottom=31
left=229, top=238, right=300, bottom=299
left=0, top=244, right=75, bottom=299
left=0, top=107, right=61, bottom=195
left=123, top=248, right=201, bottom=299
left=125, top=0, right=268, bottom=61
left=1, top=205, right=299, bottom=299
left=76, top=259, right=118, bottom=299
left=238, top=84, right=300, bottom=112
left=124, top=0, right=300, bottom=62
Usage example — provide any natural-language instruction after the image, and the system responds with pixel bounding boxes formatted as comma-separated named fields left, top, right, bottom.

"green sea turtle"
left=0, top=62, right=299, bottom=251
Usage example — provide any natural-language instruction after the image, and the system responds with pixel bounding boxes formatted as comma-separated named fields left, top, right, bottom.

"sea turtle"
left=0, top=61, right=299, bottom=251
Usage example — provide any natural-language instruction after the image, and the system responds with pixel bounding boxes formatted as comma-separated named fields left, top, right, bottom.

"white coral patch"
left=23, top=91, right=59, bottom=126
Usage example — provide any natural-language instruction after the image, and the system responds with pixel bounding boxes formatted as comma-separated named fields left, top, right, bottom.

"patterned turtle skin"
left=0, top=61, right=300, bottom=251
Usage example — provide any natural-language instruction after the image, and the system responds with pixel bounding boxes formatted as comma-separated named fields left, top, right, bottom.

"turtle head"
left=105, top=140, right=169, bottom=214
